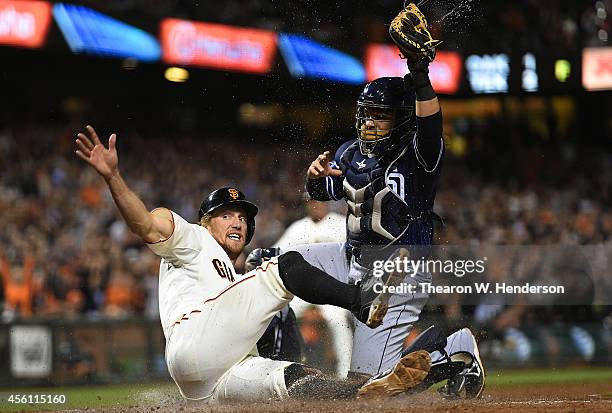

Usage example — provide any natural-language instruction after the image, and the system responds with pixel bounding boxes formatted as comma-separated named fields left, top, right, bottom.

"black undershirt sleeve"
left=414, top=111, right=443, bottom=170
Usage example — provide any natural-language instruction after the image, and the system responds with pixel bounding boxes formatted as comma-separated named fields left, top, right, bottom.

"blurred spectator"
left=274, top=193, right=350, bottom=377
left=299, top=306, right=338, bottom=375
left=274, top=194, right=346, bottom=248
left=0, top=254, right=35, bottom=320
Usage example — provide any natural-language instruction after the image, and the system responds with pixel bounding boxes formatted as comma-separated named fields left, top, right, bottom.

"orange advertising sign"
left=365, top=44, right=462, bottom=94
left=160, top=18, right=277, bottom=74
left=0, top=0, right=52, bottom=48
left=582, top=47, right=612, bottom=91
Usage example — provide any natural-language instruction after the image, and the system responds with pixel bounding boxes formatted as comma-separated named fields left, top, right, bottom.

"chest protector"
left=339, top=143, right=426, bottom=248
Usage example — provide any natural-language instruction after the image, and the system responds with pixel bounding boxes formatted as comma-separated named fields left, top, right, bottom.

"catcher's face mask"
left=356, top=105, right=411, bottom=157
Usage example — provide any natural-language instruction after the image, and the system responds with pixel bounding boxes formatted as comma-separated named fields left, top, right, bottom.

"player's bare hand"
left=75, top=125, right=119, bottom=180
left=307, top=151, right=343, bottom=179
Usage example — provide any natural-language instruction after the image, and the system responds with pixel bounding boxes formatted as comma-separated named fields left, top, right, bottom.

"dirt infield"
left=106, top=382, right=612, bottom=413
left=10, top=376, right=608, bottom=413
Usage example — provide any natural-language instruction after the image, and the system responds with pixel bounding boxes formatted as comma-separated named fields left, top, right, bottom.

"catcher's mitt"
left=389, top=2, right=441, bottom=63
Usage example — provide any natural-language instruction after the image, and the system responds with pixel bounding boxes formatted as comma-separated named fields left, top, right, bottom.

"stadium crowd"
left=0, top=110, right=610, bottom=322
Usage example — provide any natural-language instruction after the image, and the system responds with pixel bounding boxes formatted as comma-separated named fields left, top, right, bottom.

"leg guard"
left=407, top=327, right=486, bottom=399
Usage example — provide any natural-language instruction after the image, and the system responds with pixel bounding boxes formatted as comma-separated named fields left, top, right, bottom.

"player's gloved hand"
left=245, top=247, right=281, bottom=272
left=389, top=2, right=441, bottom=64
left=404, top=59, right=436, bottom=102
left=307, top=151, right=343, bottom=179
left=406, top=59, right=430, bottom=87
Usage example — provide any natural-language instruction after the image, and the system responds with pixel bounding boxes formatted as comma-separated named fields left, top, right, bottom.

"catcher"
left=250, top=2, right=485, bottom=399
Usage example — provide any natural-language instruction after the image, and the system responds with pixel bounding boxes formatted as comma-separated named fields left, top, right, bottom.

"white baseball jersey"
left=274, top=212, right=346, bottom=249
left=147, top=210, right=239, bottom=339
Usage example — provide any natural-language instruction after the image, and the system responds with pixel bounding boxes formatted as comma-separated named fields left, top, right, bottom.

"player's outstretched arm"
left=406, top=59, right=444, bottom=172
left=305, top=151, right=344, bottom=201
left=405, top=61, right=444, bottom=172
left=389, top=1, right=440, bottom=117
left=306, top=151, right=343, bottom=179
left=75, top=125, right=173, bottom=243
left=408, top=59, right=440, bottom=117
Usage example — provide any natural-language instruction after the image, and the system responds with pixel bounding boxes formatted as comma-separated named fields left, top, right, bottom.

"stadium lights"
left=52, top=3, right=161, bottom=61
left=278, top=33, right=365, bottom=84
left=522, top=53, right=538, bottom=92
left=555, top=60, right=571, bottom=83
left=164, top=67, right=189, bottom=82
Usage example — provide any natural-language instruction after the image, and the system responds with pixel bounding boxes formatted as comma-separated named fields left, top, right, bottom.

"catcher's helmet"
left=198, top=187, right=258, bottom=245
left=355, top=77, right=415, bottom=157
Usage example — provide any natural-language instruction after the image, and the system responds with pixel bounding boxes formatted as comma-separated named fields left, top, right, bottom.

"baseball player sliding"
left=74, top=125, right=431, bottom=403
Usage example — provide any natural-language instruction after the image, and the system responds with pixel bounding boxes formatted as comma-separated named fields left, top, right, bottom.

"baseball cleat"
left=352, top=248, right=410, bottom=328
left=464, top=330, right=486, bottom=398
left=357, top=350, right=431, bottom=398
left=438, top=330, right=486, bottom=399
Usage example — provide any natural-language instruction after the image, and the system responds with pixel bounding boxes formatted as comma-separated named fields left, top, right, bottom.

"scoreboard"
left=364, top=43, right=590, bottom=95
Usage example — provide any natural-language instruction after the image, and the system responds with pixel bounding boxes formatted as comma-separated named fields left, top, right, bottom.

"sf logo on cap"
left=228, top=188, right=240, bottom=199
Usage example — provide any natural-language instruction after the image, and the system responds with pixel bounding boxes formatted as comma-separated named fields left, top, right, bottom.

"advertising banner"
left=161, top=18, right=277, bottom=74
left=583, top=47, right=612, bottom=91
left=365, top=44, right=461, bottom=94
left=0, top=0, right=52, bottom=48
